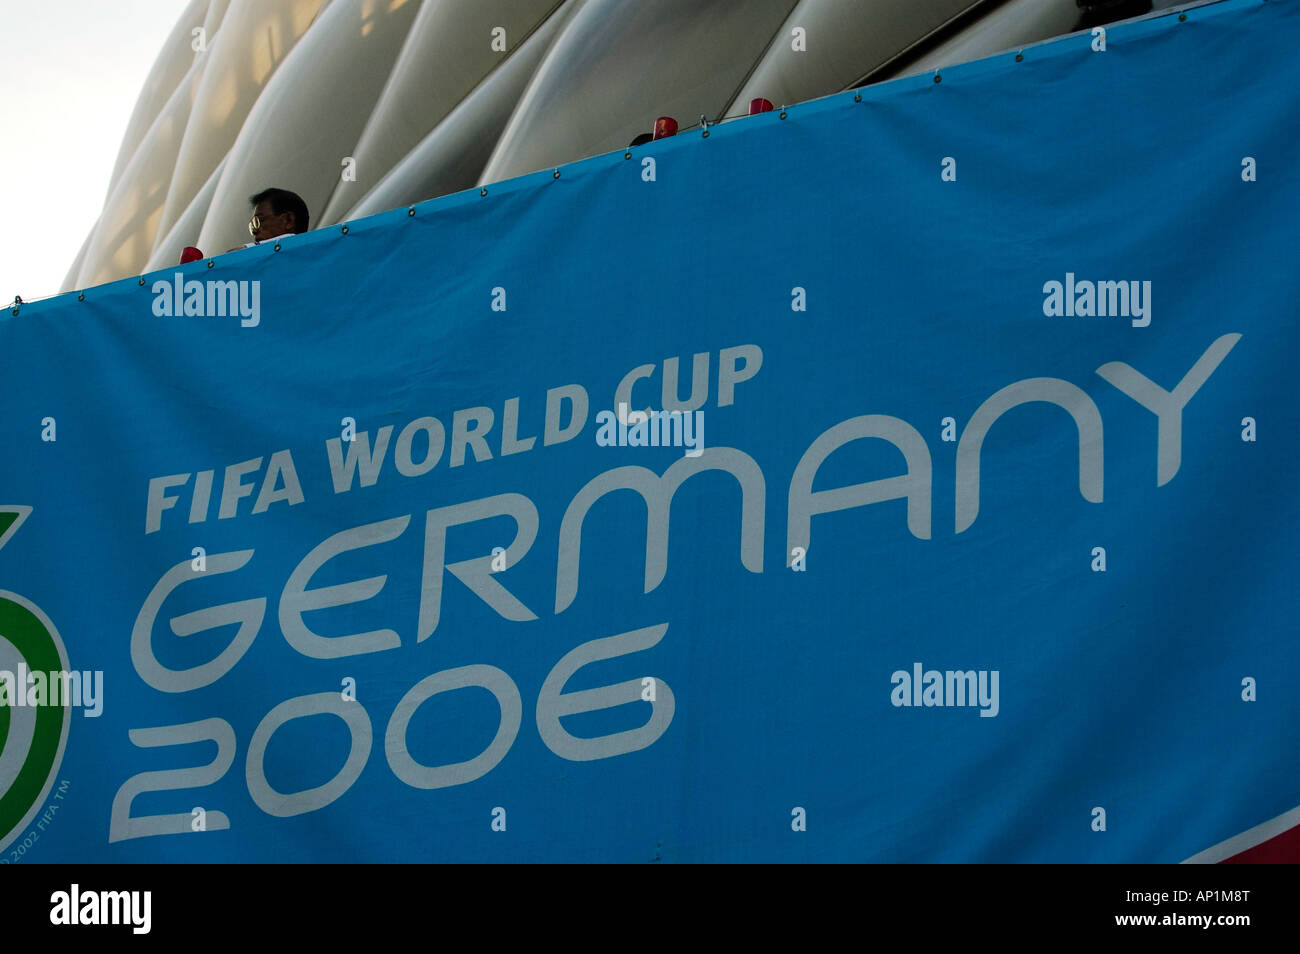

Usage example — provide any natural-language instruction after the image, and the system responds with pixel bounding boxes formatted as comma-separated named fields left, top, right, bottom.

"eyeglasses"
left=248, top=212, right=280, bottom=237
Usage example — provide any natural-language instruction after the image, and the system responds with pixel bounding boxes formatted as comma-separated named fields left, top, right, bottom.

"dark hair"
left=249, top=188, right=309, bottom=233
left=628, top=132, right=654, bottom=147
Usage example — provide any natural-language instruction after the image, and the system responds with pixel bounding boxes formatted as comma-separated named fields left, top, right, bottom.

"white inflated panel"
left=729, top=0, right=983, bottom=112
left=322, top=0, right=564, bottom=224
left=156, top=0, right=329, bottom=246
left=479, top=0, right=799, bottom=185
left=344, top=1, right=576, bottom=221
left=196, top=0, right=421, bottom=255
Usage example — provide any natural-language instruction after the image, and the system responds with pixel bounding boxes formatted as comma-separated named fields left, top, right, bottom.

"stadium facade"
left=67, top=0, right=1173, bottom=292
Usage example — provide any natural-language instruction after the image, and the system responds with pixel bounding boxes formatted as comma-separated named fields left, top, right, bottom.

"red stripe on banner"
left=1222, top=823, right=1300, bottom=864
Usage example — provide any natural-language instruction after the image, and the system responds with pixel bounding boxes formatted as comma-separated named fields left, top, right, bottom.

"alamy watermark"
left=890, top=662, right=999, bottom=717
left=50, top=884, right=150, bottom=933
left=152, top=273, right=260, bottom=327
left=594, top=403, right=704, bottom=457
left=1042, top=273, right=1151, bottom=327
left=0, top=665, right=103, bottom=717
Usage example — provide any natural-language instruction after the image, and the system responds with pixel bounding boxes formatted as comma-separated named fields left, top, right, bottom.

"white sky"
left=0, top=0, right=184, bottom=303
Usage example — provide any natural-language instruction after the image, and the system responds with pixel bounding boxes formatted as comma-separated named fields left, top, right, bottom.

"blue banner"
left=2, top=0, right=1297, bottom=863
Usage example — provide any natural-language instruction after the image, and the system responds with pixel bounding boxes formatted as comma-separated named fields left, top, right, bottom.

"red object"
left=653, top=116, right=678, bottom=139
left=1221, top=821, right=1300, bottom=863
left=180, top=246, right=204, bottom=264
left=749, top=98, right=774, bottom=114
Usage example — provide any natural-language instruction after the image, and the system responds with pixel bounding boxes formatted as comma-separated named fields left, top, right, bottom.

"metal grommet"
left=138, top=277, right=146, bottom=285
left=553, top=169, right=561, bottom=179
left=207, top=260, right=214, bottom=268
left=1179, top=12, right=1186, bottom=20
left=1015, top=52, right=1023, bottom=62
left=779, top=111, right=787, bottom=119
left=702, top=129, right=709, bottom=138
left=480, top=188, right=488, bottom=196
left=77, top=293, right=85, bottom=302
left=853, top=93, right=861, bottom=102
left=624, top=151, right=632, bottom=159
left=934, top=73, right=942, bottom=83
left=273, top=243, right=281, bottom=251
left=9, top=308, right=16, bottom=316
left=408, top=207, right=415, bottom=216
left=341, top=225, right=349, bottom=234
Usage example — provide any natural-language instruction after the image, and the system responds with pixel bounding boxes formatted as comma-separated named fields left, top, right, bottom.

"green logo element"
left=0, top=507, right=71, bottom=852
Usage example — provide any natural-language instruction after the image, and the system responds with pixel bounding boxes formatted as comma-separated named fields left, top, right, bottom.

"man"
left=226, top=188, right=310, bottom=252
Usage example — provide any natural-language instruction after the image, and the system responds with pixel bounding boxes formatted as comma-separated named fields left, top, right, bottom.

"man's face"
left=249, top=201, right=292, bottom=242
